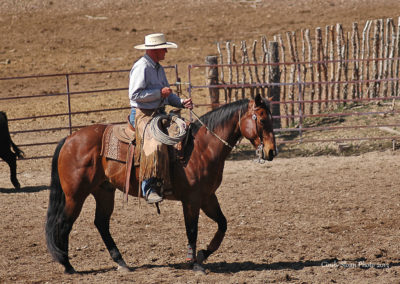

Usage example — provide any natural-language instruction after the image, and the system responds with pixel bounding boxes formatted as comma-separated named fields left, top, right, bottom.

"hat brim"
left=134, top=42, right=178, bottom=50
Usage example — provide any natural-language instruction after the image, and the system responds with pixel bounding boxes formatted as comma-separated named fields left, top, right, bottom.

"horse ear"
left=255, top=93, right=263, bottom=107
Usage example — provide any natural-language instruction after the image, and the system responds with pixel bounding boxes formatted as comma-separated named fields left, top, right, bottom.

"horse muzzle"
left=256, top=144, right=277, bottom=162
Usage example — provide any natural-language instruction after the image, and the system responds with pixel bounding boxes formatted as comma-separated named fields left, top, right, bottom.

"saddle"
left=101, top=123, right=136, bottom=162
left=100, top=119, right=193, bottom=201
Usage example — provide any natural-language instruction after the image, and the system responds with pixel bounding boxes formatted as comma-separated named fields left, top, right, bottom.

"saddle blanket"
left=100, top=124, right=135, bottom=163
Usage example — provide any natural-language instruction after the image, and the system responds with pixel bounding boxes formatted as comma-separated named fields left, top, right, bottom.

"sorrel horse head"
left=45, top=93, right=277, bottom=274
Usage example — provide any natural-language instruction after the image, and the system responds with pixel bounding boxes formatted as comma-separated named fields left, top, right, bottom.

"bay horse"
left=45, top=93, right=277, bottom=274
left=0, top=111, right=24, bottom=189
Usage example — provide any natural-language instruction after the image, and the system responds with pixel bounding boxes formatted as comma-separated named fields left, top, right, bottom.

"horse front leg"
left=198, top=193, right=227, bottom=265
left=182, top=201, right=204, bottom=273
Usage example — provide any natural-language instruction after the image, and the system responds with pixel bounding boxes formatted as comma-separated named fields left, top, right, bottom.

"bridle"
left=189, top=109, right=234, bottom=149
left=239, top=103, right=273, bottom=163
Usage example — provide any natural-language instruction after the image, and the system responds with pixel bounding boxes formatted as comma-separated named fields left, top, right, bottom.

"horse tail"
left=45, top=137, right=71, bottom=268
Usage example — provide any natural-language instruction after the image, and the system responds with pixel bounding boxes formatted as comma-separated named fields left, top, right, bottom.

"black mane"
left=191, top=99, right=250, bottom=135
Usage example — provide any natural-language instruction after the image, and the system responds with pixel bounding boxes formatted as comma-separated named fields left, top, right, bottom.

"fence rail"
left=0, top=66, right=179, bottom=160
left=1, top=54, right=400, bottom=160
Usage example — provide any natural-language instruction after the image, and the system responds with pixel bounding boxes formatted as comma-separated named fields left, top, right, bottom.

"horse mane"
left=191, top=99, right=250, bottom=135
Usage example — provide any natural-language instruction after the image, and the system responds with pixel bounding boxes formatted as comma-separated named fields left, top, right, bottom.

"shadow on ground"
left=0, top=185, right=48, bottom=193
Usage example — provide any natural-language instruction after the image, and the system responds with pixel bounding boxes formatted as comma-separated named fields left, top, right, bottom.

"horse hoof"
left=193, top=263, right=206, bottom=275
left=12, top=182, right=20, bottom=190
left=197, top=250, right=205, bottom=265
left=64, top=267, right=76, bottom=274
left=117, top=265, right=131, bottom=273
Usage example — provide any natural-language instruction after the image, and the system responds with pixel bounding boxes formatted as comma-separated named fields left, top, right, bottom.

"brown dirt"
left=1, top=1, right=400, bottom=283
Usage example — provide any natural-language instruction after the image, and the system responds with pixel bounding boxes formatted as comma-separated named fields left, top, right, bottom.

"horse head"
left=239, top=93, right=277, bottom=161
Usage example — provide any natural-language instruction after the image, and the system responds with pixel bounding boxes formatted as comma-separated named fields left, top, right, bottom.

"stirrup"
left=145, top=190, right=163, bottom=204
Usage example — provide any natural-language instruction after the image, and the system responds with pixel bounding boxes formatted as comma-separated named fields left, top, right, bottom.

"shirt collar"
left=143, top=54, right=160, bottom=69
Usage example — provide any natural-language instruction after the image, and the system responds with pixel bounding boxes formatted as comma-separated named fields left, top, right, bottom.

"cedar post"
left=269, top=41, right=281, bottom=129
left=205, top=55, right=220, bottom=110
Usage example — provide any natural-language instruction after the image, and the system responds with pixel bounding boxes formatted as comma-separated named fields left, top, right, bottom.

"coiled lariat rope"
left=149, top=114, right=187, bottom=145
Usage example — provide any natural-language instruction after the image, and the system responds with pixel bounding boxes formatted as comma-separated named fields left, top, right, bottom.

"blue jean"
left=141, top=177, right=157, bottom=197
left=129, top=107, right=136, bottom=127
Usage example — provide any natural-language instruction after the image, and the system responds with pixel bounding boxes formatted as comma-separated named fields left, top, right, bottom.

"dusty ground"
left=1, top=151, right=400, bottom=283
left=1, top=0, right=400, bottom=283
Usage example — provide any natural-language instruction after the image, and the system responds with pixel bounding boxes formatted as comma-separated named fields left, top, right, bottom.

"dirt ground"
left=1, top=151, right=400, bottom=283
left=2, top=0, right=400, bottom=283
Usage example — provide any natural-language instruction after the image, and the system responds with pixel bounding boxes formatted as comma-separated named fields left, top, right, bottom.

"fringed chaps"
left=135, top=108, right=171, bottom=189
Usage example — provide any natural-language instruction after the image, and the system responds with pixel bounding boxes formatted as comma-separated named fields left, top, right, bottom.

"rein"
left=189, top=109, right=235, bottom=149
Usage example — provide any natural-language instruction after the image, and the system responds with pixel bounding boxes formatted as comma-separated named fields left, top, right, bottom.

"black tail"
left=45, top=137, right=74, bottom=272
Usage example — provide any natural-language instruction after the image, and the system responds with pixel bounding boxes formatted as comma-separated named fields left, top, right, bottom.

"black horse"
left=0, top=111, right=24, bottom=189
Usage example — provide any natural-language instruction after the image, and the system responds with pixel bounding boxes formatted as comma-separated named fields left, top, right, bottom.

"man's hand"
left=182, top=98, right=193, bottom=110
left=161, top=87, right=172, bottom=98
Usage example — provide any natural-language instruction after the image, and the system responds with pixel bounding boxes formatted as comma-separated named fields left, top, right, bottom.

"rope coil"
left=149, top=114, right=187, bottom=145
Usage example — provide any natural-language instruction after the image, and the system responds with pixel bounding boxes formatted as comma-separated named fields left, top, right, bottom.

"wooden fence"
left=213, top=16, right=400, bottom=128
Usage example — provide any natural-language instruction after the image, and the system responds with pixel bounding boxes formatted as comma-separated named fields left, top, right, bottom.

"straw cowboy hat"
left=134, top=33, right=178, bottom=50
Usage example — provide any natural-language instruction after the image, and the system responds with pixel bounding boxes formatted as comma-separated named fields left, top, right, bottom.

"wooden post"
left=217, top=42, right=227, bottom=103
left=383, top=18, right=394, bottom=97
left=343, top=32, right=350, bottom=103
left=287, top=31, right=296, bottom=125
left=226, top=41, right=233, bottom=103
left=269, top=41, right=281, bottom=129
left=316, top=27, right=323, bottom=113
left=322, top=26, right=329, bottom=108
left=244, top=41, right=255, bottom=99
left=360, top=20, right=372, bottom=98
left=335, top=24, right=344, bottom=104
left=329, top=26, right=336, bottom=103
left=301, top=29, right=307, bottom=116
left=379, top=19, right=385, bottom=83
left=388, top=18, right=396, bottom=97
left=278, top=34, right=289, bottom=126
left=365, top=21, right=372, bottom=98
left=261, top=36, right=268, bottom=98
left=305, top=29, right=315, bottom=115
left=351, top=22, right=360, bottom=99
left=372, top=20, right=381, bottom=98
left=240, top=41, right=247, bottom=99
left=232, top=44, right=240, bottom=101
left=395, top=17, right=400, bottom=96
left=205, top=55, right=220, bottom=110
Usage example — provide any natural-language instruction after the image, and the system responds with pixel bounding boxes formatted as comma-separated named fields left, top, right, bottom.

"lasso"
left=149, top=114, right=187, bottom=145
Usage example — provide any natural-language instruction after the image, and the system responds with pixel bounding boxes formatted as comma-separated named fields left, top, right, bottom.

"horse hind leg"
left=93, top=182, right=129, bottom=272
left=198, top=194, right=227, bottom=265
left=46, top=138, right=83, bottom=274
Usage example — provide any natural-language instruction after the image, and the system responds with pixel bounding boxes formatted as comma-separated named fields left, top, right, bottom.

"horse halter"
left=251, top=109, right=268, bottom=163
left=239, top=104, right=271, bottom=163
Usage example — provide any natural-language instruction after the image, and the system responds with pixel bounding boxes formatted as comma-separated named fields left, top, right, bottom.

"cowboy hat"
left=134, top=33, right=178, bottom=50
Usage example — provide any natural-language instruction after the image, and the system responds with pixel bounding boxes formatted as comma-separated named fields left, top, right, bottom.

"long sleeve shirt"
left=128, top=54, right=183, bottom=109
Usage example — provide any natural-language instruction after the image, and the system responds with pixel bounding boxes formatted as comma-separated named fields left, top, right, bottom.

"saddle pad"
left=101, top=125, right=129, bottom=163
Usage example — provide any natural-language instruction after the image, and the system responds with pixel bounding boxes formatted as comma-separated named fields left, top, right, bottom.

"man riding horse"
left=128, top=33, right=193, bottom=204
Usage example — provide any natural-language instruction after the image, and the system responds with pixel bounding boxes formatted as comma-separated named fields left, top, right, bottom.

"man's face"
left=153, top=48, right=168, bottom=62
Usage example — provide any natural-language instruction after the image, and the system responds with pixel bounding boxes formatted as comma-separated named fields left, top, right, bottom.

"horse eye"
left=260, top=118, right=267, bottom=125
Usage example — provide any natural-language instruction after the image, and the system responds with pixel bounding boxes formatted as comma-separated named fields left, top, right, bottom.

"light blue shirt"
left=129, top=54, right=183, bottom=109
